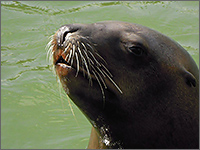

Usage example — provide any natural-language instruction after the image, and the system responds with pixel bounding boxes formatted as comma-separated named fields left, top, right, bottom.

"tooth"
left=58, top=63, right=71, bottom=69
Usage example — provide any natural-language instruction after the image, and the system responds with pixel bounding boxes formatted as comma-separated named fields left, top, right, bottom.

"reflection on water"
left=1, top=1, right=199, bottom=149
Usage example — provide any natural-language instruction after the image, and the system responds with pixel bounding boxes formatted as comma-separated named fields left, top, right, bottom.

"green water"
left=1, top=1, right=199, bottom=149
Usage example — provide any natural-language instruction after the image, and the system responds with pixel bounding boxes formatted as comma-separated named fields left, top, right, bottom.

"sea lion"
left=48, top=21, right=199, bottom=149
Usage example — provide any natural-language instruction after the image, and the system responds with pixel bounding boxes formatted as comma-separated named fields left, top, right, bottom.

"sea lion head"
left=48, top=21, right=199, bottom=148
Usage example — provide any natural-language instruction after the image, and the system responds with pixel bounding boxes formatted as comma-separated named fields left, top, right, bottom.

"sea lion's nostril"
left=57, top=26, right=70, bottom=47
left=57, top=26, right=79, bottom=47
left=62, top=31, right=68, bottom=46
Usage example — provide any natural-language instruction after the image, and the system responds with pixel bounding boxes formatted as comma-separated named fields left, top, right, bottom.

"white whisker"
left=77, top=45, right=84, bottom=60
left=46, top=39, right=53, bottom=50
left=82, top=49, right=92, bottom=66
left=68, top=49, right=72, bottom=63
left=92, top=70, right=105, bottom=100
left=102, top=70, right=123, bottom=94
left=86, top=43, right=94, bottom=52
left=71, top=44, right=76, bottom=66
left=65, top=54, right=69, bottom=61
left=96, top=66, right=106, bottom=78
left=95, top=68, right=107, bottom=89
left=88, top=51, right=101, bottom=66
left=77, top=46, right=92, bottom=81
left=49, top=50, right=54, bottom=62
left=78, top=48, right=85, bottom=75
left=101, top=63, right=113, bottom=78
left=48, top=34, right=54, bottom=40
left=75, top=52, right=79, bottom=77
left=95, top=52, right=107, bottom=65
left=81, top=42, right=87, bottom=51
left=63, top=44, right=70, bottom=54
left=47, top=44, right=54, bottom=60
left=89, top=58, right=94, bottom=65
left=83, top=57, right=91, bottom=79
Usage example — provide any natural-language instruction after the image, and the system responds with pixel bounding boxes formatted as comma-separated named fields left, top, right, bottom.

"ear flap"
left=183, top=69, right=197, bottom=87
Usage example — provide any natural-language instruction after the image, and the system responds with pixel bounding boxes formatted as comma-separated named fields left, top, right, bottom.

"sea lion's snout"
left=50, top=25, right=81, bottom=78
left=51, top=23, right=123, bottom=96
left=57, top=25, right=79, bottom=48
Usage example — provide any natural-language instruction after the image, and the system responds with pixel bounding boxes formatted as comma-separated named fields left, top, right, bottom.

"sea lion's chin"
left=55, top=63, right=72, bottom=77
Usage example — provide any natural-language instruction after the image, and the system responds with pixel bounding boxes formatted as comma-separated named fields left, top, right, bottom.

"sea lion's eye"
left=129, top=46, right=143, bottom=56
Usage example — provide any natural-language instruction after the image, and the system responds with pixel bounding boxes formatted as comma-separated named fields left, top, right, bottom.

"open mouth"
left=55, top=56, right=72, bottom=69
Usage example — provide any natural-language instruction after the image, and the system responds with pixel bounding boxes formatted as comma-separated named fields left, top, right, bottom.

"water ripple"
left=16, top=58, right=36, bottom=65
left=2, top=65, right=50, bottom=82
left=2, top=1, right=125, bottom=16
left=1, top=1, right=49, bottom=15
left=3, top=1, right=196, bottom=17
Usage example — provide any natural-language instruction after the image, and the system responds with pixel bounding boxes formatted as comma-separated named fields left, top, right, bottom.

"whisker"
left=92, top=70, right=105, bottom=101
left=71, top=44, right=76, bottom=66
left=88, top=51, right=101, bottom=66
left=83, top=56, right=91, bottom=79
left=47, top=47, right=53, bottom=64
left=77, top=45, right=83, bottom=58
left=81, top=42, right=87, bottom=52
left=80, top=36, right=92, bottom=44
left=75, top=52, right=79, bottom=77
left=95, top=52, right=107, bottom=65
left=80, top=44, right=94, bottom=66
left=48, top=34, right=54, bottom=40
left=77, top=46, right=86, bottom=69
left=80, top=53, right=93, bottom=86
left=49, top=50, right=54, bottom=63
left=96, top=66, right=106, bottom=78
left=86, top=43, right=95, bottom=52
left=102, top=70, right=123, bottom=94
left=77, top=46, right=85, bottom=76
left=80, top=36, right=98, bottom=50
left=101, top=63, right=113, bottom=78
left=79, top=44, right=93, bottom=83
left=89, top=58, right=94, bottom=65
left=62, top=38, right=69, bottom=48
left=63, top=43, right=70, bottom=54
left=47, top=44, right=53, bottom=59
left=65, top=54, right=69, bottom=61
left=77, top=42, right=85, bottom=65
left=82, top=49, right=91, bottom=66
left=92, top=66, right=107, bottom=89
left=68, top=49, right=72, bottom=63
left=46, top=38, right=53, bottom=50
left=77, top=47, right=92, bottom=83
left=48, top=46, right=55, bottom=72
left=97, top=72, right=107, bottom=89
